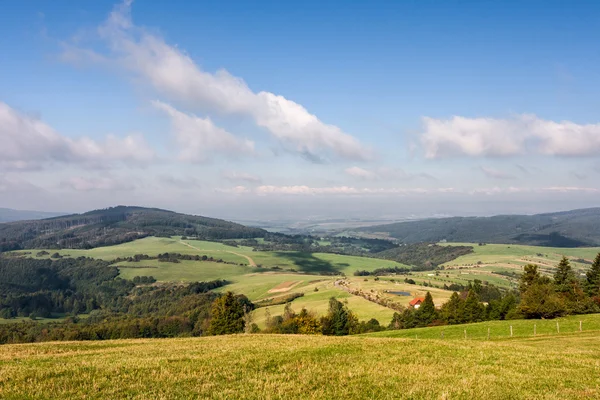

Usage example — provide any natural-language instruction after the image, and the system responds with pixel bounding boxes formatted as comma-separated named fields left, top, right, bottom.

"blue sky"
left=1, top=0, right=600, bottom=219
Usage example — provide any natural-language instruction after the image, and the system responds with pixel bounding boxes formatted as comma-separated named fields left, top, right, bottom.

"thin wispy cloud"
left=221, top=171, right=262, bottom=184
left=345, top=166, right=435, bottom=181
left=480, top=166, right=516, bottom=180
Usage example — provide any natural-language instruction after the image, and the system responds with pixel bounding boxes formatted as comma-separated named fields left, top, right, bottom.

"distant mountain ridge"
left=0, top=206, right=266, bottom=251
left=0, top=208, right=65, bottom=223
left=358, top=207, right=600, bottom=247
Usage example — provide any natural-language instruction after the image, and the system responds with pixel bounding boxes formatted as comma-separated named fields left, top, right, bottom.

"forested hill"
left=0, top=206, right=266, bottom=251
left=358, top=207, right=600, bottom=247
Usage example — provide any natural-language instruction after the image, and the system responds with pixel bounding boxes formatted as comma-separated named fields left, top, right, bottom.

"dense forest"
left=359, top=207, right=600, bottom=246
left=0, top=254, right=243, bottom=343
left=0, top=206, right=266, bottom=251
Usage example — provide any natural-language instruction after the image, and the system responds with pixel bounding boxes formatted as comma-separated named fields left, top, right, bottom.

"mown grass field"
left=1, top=331, right=600, bottom=399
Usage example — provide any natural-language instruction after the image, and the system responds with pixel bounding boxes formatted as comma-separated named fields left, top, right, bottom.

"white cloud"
left=253, top=185, right=455, bottom=196
left=480, top=166, right=516, bottom=180
left=344, top=166, right=434, bottom=181
left=344, top=167, right=378, bottom=180
left=215, top=186, right=251, bottom=195
left=221, top=171, right=262, bottom=184
left=152, top=100, right=254, bottom=162
left=421, top=114, right=600, bottom=158
left=66, top=0, right=370, bottom=161
left=0, top=101, right=155, bottom=170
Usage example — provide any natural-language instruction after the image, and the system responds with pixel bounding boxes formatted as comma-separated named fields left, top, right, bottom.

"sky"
left=2, top=0, right=600, bottom=220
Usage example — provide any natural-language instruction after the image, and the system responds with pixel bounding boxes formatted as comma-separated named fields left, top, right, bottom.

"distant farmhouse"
left=409, top=297, right=425, bottom=309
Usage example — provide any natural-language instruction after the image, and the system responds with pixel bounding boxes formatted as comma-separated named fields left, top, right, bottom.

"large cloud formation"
left=0, top=102, right=154, bottom=170
left=421, top=114, right=600, bottom=158
left=65, top=0, right=371, bottom=162
left=152, top=101, right=255, bottom=162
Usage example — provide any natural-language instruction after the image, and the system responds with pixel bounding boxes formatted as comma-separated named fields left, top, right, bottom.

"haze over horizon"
left=2, top=0, right=600, bottom=220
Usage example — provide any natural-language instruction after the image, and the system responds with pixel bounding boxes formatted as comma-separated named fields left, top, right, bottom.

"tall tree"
left=321, top=297, right=357, bottom=336
left=586, top=253, right=600, bottom=296
left=554, top=256, right=576, bottom=294
left=519, top=264, right=541, bottom=294
left=207, top=292, right=245, bottom=335
left=519, top=283, right=566, bottom=319
left=463, top=290, right=485, bottom=322
left=415, top=291, right=437, bottom=326
left=440, top=292, right=464, bottom=325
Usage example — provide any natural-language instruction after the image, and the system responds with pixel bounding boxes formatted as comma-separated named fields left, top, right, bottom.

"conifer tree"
left=415, top=291, right=437, bottom=326
left=554, top=256, right=576, bottom=293
left=441, top=292, right=465, bottom=324
left=519, top=264, right=541, bottom=293
left=586, top=253, right=600, bottom=296
left=207, top=292, right=245, bottom=335
left=463, top=290, right=485, bottom=322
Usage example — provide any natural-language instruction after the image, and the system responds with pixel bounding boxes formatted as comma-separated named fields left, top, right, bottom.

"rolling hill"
left=358, top=207, right=600, bottom=247
left=0, top=206, right=266, bottom=251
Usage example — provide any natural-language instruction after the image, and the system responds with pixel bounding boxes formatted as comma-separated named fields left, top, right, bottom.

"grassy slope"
left=1, top=332, right=600, bottom=399
left=364, top=313, right=600, bottom=340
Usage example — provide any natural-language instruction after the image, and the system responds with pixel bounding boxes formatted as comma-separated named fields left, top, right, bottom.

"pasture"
left=1, top=331, right=600, bottom=399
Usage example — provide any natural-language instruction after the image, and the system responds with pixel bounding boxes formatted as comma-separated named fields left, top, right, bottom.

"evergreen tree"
left=554, top=256, right=577, bottom=294
left=519, top=264, right=541, bottom=293
left=440, top=292, right=464, bottom=324
left=586, top=253, right=600, bottom=296
left=207, top=292, right=245, bottom=335
left=518, top=282, right=566, bottom=319
left=463, top=290, right=485, bottom=322
left=415, top=291, right=437, bottom=326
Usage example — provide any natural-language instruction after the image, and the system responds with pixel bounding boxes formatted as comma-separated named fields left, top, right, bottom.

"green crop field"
left=1, top=331, right=600, bottom=399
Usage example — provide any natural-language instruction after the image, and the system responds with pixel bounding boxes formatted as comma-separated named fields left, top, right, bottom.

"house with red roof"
left=409, top=297, right=425, bottom=309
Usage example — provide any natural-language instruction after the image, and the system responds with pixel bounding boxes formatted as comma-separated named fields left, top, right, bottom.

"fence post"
left=510, top=325, right=513, bottom=337
left=464, top=329, right=467, bottom=340
left=487, top=327, right=490, bottom=340
left=534, top=324, right=536, bottom=336
left=556, top=321, right=560, bottom=334
left=580, top=321, right=582, bottom=332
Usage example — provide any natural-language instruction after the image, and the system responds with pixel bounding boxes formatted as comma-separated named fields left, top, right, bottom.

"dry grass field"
left=1, top=331, right=599, bottom=399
